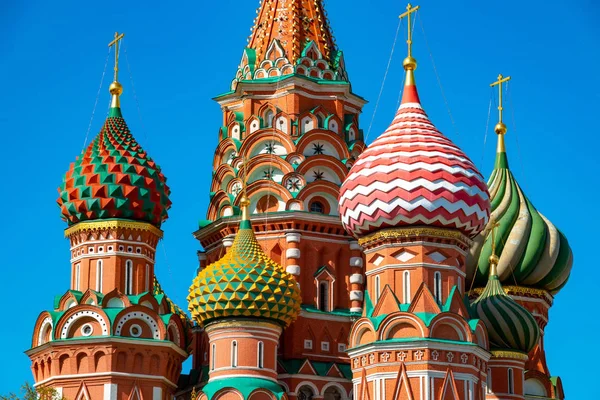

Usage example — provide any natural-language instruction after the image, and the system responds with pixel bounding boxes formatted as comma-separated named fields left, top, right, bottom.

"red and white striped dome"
left=339, top=81, right=490, bottom=239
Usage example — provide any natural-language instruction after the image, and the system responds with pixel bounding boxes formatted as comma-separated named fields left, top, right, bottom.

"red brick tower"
left=192, top=1, right=368, bottom=398
left=27, top=33, right=190, bottom=400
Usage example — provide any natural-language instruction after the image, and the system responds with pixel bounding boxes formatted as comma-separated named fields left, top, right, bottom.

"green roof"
left=202, top=377, right=285, bottom=400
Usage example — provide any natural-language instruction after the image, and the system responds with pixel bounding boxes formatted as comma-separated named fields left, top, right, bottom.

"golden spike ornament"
left=108, top=32, right=125, bottom=108
left=399, top=3, right=420, bottom=84
left=490, top=74, right=511, bottom=139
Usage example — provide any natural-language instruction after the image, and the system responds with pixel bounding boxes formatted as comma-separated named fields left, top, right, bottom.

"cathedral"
left=27, top=1, right=573, bottom=400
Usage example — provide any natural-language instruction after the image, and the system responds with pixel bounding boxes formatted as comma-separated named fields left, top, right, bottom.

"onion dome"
left=471, top=253, right=540, bottom=353
left=188, top=195, right=301, bottom=328
left=466, top=99, right=573, bottom=295
left=57, top=81, right=171, bottom=227
left=339, top=53, right=490, bottom=239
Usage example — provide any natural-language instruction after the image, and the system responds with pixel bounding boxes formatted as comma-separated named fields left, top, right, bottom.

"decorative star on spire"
left=263, top=168, right=274, bottom=180
left=287, top=177, right=302, bottom=192
left=265, top=142, right=276, bottom=154
left=312, top=142, right=325, bottom=155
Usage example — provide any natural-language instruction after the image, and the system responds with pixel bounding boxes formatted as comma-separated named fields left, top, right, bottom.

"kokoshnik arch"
left=27, top=2, right=573, bottom=400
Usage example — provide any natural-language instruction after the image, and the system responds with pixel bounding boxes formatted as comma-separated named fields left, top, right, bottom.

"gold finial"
left=240, top=157, right=250, bottom=221
left=108, top=32, right=125, bottom=108
left=490, top=74, right=511, bottom=146
left=399, top=3, right=420, bottom=85
left=489, top=219, right=501, bottom=277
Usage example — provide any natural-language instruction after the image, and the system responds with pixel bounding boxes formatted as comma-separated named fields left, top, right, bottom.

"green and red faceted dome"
left=58, top=104, right=171, bottom=227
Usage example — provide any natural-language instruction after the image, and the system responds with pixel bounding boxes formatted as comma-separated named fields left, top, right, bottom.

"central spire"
left=248, top=0, right=337, bottom=64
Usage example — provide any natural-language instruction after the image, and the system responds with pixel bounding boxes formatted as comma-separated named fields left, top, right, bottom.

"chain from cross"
left=108, top=32, right=125, bottom=82
left=490, top=74, right=511, bottom=124
left=399, top=3, right=420, bottom=58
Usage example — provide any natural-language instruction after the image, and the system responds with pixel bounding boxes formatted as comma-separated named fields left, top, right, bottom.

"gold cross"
left=490, top=74, right=511, bottom=125
left=399, top=3, right=420, bottom=58
left=108, top=32, right=125, bottom=82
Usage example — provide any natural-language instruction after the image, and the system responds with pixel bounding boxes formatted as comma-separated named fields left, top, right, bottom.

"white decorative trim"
left=299, top=311, right=352, bottom=323
left=222, top=237, right=234, bottom=248
left=350, top=257, right=364, bottom=268
left=115, top=312, right=160, bottom=339
left=285, top=233, right=302, bottom=243
left=61, top=310, right=109, bottom=338
left=80, top=324, right=94, bottom=337
left=286, top=248, right=301, bottom=259
left=35, top=372, right=177, bottom=389
left=350, top=307, right=362, bottom=313
left=350, top=291, right=364, bottom=301
left=37, top=317, right=53, bottom=346
left=350, top=274, right=364, bottom=284
left=129, top=324, right=143, bottom=338
left=286, top=265, right=301, bottom=276
left=349, top=241, right=362, bottom=251
left=104, top=384, right=117, bottom=400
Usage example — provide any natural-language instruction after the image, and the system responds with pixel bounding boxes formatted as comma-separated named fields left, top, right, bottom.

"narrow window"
left=310, top=201, right=324, bottom=214
left=508, top=368, right=514, bottom=394
left=145, top=264, right=150, bottom=292
left=375, top=275, right=381, bottom=303
left=211, top=344, right=216, bottom=370
left=231, top=341, right=238, bottom=367
left=125, top=260, right=133, bottom=295
left=257, top=341, right=264, bottom=368
left=318, top=281, right=329, bottom=312
left=265, top=109, right=274, bottom=128
left=75, top=264, right=81, bottom=291
left=486, top=367, right=492, bottom=393
left=96, top=260, right=103, bottom=292
left=434, top=271, right=442, bottom=303
left=457, top=277, right=462, bottom=294
left=403, top=270, right=411, bottom=303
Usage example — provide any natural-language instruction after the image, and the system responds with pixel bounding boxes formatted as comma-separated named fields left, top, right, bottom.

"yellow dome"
left=188, top=208, right=301, bottom=328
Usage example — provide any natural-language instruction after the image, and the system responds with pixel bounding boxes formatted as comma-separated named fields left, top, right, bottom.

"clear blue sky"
left=1, top=0, right=597, bottom=396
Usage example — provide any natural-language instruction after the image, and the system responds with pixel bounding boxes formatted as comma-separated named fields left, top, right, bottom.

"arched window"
left=257, top=341, right=264, bottom=368
left=145, top=264, right=150, bottom=292
left=508, top=368, right=514, bottom=394
left=324, top=387, right=342, bottom=400
left=125, top=260, right=133, bottom=295
left=298, top=386, right=314, bottom=400
left=318, top=281, right=329, bottom=312
left=96, top=260, right=103, bottom=292
left=374, top=275, right=381, bottom=303
left=434, top=271, right=442, bottom=303
left=231, top=341, right=238, bottom=367
left=75, top=264, right=81, bottom=291
left=403, top=270, right=411, bottom=303
left=310, top=201, right=324, bottom=214
left=211, top=344, right=216, bottom=370
left=486, top=367, right=492, bottom=393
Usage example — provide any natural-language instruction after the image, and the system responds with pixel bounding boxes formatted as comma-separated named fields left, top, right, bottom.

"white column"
left=104, top=384, right=117, bottom=400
